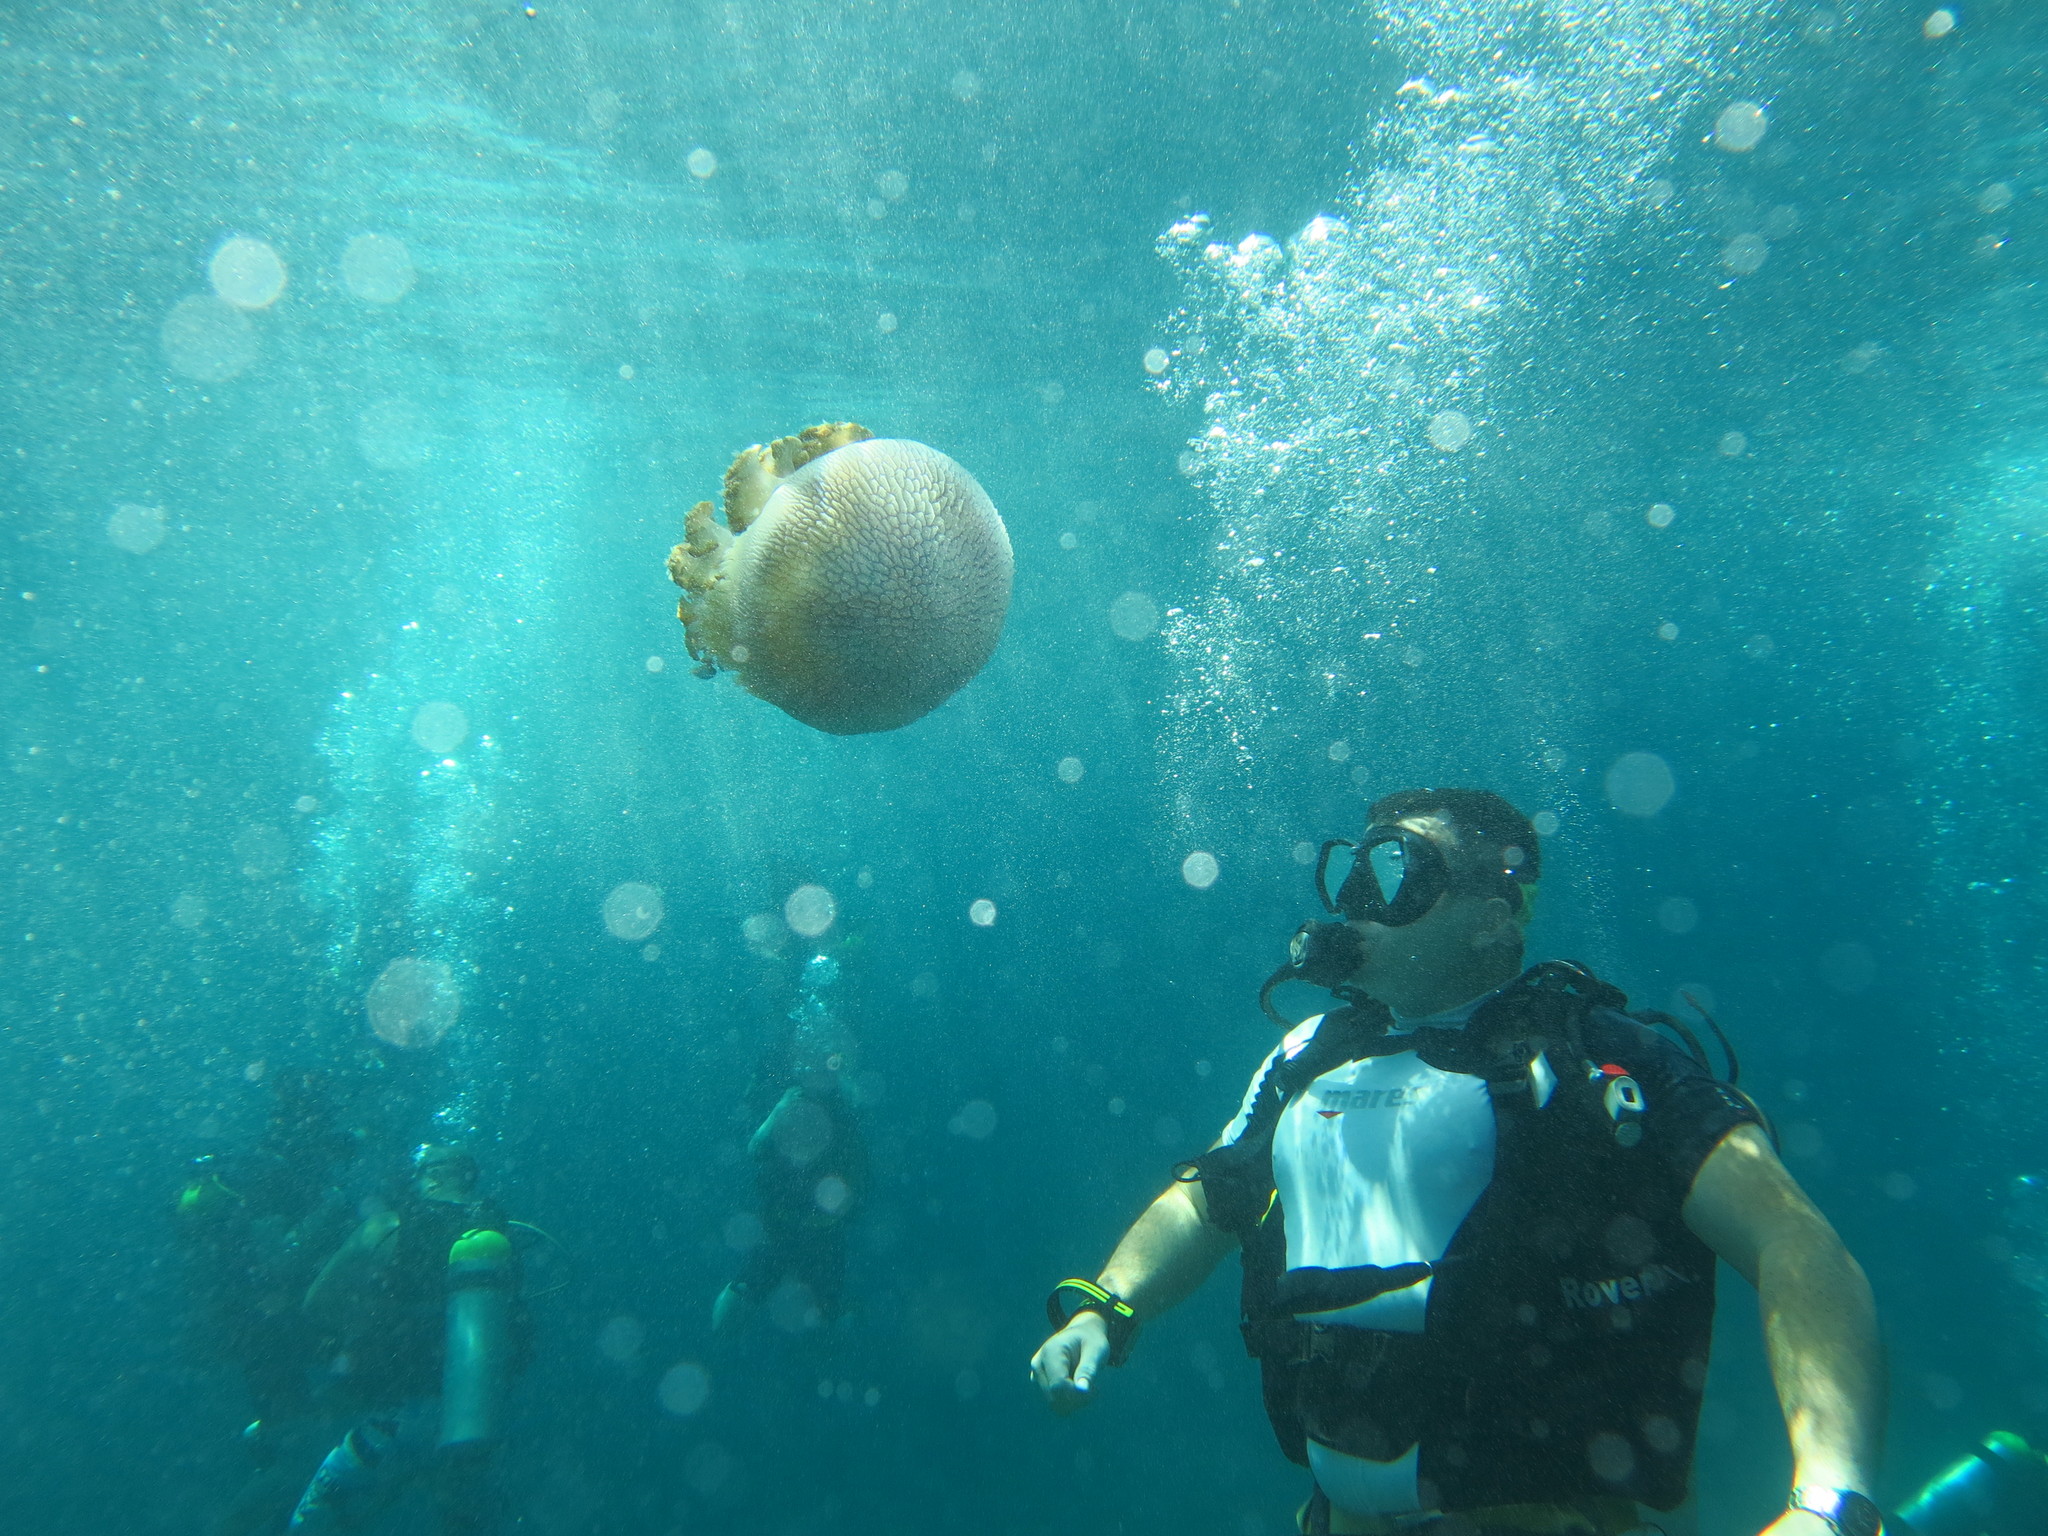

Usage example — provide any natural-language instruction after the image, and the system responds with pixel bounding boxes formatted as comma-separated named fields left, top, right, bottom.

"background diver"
left=176, top=1070, right=362, bottom=1536
left=715, top=950, right=869, bottom=1336
left=1032, top=787, right=1885, bottom=1536
left=290, top=1143, right=524, bottom=1535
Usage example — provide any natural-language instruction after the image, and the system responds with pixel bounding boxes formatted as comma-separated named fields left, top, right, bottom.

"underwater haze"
left=4, top=1, right=2048, bottom=1532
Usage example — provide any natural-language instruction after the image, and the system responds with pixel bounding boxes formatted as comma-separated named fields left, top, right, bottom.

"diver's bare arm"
left=1683, top=1124, right=1885, bottom=1497
left=1096, top=1178, right=1238, bottom=1320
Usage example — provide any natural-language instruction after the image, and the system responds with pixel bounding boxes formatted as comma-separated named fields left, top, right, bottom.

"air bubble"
left=1657, top=897, right=1700, bottom=934
left=1605, top=752, right=1676, bottom=818
left=1657, top=621, right=1679, bottom=641
left=411, top=702, right=468, bottom=754
left=1720, top=233, right=1768, bottom=275
left=366, top=957, right=461, bottom=1050
left=1058, top=531, right=1078, bottom=550
left=597, top=1315, right=645, bottom=1362
left=1924, top=9, right=1955, bottom=39
left=950, top=69, right=982, bottom=102
left=877, top=311, right=898, bottom=334
left=645, top=655, right=665, bottom=673
left=107, top=503, right=167, bottom=554
left=210, top=237, right=287, bottom=309
left=1712, top=101, right=1768, bottom=153
left=1327, top=739, right=1352, bottom=762
left=1057, top=756, right=1085, bottom=783
left=1291, top=840, right=1316, bottom=865
left=1427, top=410, right=1472, bottom=451
left=603, top=882, right=664, bottom=940
left=341, top=233, right=416, bottom=304
left=968, top=898, right=997, bottom=927
left=161, top=295, right=257, bottom=382
left=1108, top=591, right=1160, bottom=641
left=1532, top=811, right=1560, bottom=837
left=658, top=1361, right=711, bottom=1416
left=687, top=147, right=718, bottom=179
left=876, top=169, right=909, bottom=201
left=949, top=1099, right=998, bottom=1139
left=1717, top=431, right=1748, bottom=457
left=784, top=884, right=837, bottom=938
left=1143, top=347, right=1171, bottom=375
left=1645, top=503, right=1676, bottom=529
left=1181, top=851, right=1220, bottom=889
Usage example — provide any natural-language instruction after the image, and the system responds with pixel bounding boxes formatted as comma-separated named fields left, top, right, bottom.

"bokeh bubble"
left=742, top=913, right=784, bottom=953
left=366, top=956, right=461, bottom=1049
left=1605, top=752, right=1676, bottom=817
left=1142, top=347, right=1170, bottom=375
left=687, top=147, right=718, bottom=179
left=597, top=1315, right=645, bottom=1363
left=950, top=69, right=982, bottom=102
left=171, top=890, right=208, bottom=929
left=107, top=503, right=168, bottom=554
left=949, top=1099, right=998, bottom=1139
left=1924, top=9, right=1955, bottom=40
left=357, top=398, right=431, bottom=470
left=1291, top=840, right=1316, bottom=865
left=1721, top=233, right=1768, bottom=275
left=1427, top=410, right=1473, bottom=451
left=1657, top=896, right=1700, bottom=934
left=1718, top=430, right=1748, bottom=457
left=1646, top=503, right=1676, bottom=529
left=603, top=882, right=664, bottom=940
left=813, top=1174, right=851, bottom=1214
left=1181, top=850, right=1220, bottom=889
left=645, top=655, right=665, bottom=673
left=968, top=898, right=997, bottom=927
left=341, top=233, right=416, bottom=303
left=234, top=824, right=290, bottom=880
left=411, top=702, right=469, bottom=754
left=1820, top=941, right=1876, bottom=994
left=209, top=236, right=287, bottom=309
left=876, top=169, right=909, bottom=201
left=1713, top=101, right=1768, bottom=153
left=783, top=884, right=837, bottom=938
left=1532, top=810, right=1561, bottom=837
left=161, top=294, right=258, bottom=382
left=1056, top=756, right=1085, bottom=783
left=1108, top=591, right=1160, bottom=641
left=658, top=1360, right=712, bottom=1416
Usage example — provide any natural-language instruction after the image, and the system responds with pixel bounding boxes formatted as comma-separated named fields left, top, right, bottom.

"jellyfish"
left=666, top=423, right=1013, bottom=734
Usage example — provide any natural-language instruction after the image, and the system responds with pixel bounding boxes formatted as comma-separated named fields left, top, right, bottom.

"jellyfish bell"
left=666, top=423, right=1013, bottom=734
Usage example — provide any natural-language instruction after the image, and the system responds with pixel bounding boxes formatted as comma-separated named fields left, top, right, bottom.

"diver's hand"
left=1030, top=1311, right=1110, bottom=1415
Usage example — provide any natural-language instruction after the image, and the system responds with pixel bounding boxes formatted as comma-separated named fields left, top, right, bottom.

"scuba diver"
left=175, top=1071, right=361, bottom=1536
left=290, top=1143, right=523, bottom=1535
left=714, top=951, right=869, bottom=1336
left=1031, top=788, right=1886, bottom=1536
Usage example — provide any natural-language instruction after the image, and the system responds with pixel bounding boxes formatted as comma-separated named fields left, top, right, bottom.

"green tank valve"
left=448, top=1229, right=512, bottom=1266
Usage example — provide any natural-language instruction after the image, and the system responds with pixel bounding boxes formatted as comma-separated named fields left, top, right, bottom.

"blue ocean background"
left=4, top=1, right=2047, bottom=1531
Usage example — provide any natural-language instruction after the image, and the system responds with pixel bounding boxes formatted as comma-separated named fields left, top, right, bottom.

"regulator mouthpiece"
left=1258, top=920, right=1366, bottom=1027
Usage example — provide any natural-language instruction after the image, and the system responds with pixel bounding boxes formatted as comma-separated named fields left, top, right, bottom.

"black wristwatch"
left=1790, top=1488, right=1883, bottom=1536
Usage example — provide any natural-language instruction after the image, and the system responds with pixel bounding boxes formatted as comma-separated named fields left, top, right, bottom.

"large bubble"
left=366, top=956, right=461, bottom=1049
left=341, top=233, right=417, bottom=303
left=783, top=884, right=837, bottom=937
left=658, top=1361, right=711, bottom=1416
left=1108, top=591, right=1160, bottom=641
left=107, top=503, right=168, bottom=554
left=603, top=882, right=664, bottom=940
left=411, top=702, right=468, bottom=754
left=1604, top=752, right=1676, bottom=817
left=161, top=295, right=257, bottom=382
left=209, top=236, right=287, bottom=309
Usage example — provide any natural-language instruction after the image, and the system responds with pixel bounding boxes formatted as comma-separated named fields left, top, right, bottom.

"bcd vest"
left=1179, top=962, right=1755, bottom=1512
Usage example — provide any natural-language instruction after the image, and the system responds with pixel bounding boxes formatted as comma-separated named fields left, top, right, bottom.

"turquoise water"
left=4, top=2, right=2047, bottom=1531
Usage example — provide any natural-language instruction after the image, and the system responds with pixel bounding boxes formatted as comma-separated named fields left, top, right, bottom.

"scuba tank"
left=438, top=1228, right=514, bottom=1449
left=1893, top=1432, right=2048, bottom=1536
